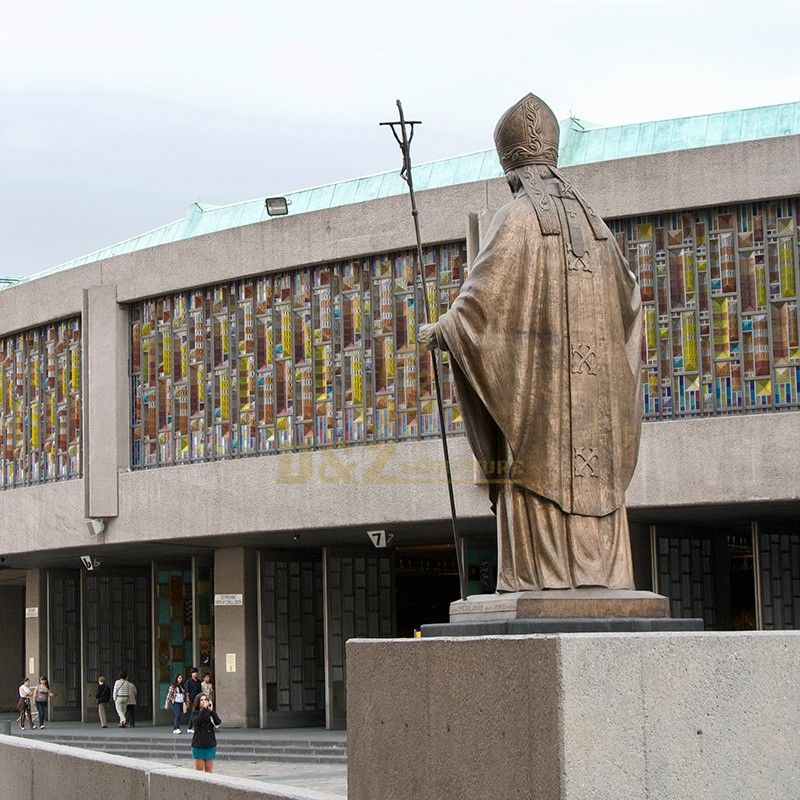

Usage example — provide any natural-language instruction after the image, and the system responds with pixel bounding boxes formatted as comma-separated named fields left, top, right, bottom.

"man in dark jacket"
left=95, top=676, right=112, bottom=728
left=185, top=668, right=202, bottom=733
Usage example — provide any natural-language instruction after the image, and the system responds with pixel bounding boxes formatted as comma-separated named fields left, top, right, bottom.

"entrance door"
left=324, top=549, right=393, bottom=729
left=48, top=570, right=82, bottom=721
left=261, top=551, right=325, bottom=728
left=83, top=568, right=152, bottom=722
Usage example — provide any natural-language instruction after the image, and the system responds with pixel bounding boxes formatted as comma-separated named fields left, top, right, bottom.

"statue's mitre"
left=494, top=93, right=559, bottom=171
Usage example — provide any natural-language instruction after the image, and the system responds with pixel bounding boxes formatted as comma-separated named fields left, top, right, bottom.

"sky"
left=2, top=0, right=799, bottom=278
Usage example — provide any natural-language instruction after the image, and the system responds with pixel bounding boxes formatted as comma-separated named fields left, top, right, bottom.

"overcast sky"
left=2, top=0, right=799, bottom=278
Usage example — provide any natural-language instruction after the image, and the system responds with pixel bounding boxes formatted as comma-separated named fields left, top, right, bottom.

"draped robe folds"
left=437, top=178, right=643, bottom=591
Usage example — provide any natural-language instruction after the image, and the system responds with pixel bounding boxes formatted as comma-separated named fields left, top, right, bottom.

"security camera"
left=86, top=518, right=106, bottom=536
left=80, top=555, right=100, bottom=571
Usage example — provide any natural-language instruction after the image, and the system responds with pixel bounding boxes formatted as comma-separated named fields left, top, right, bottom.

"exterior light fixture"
left=265, top=197, right=289, bottom=216
left=86, top=518, right=106, bottom=536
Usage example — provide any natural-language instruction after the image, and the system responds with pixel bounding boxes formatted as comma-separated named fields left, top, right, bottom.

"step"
left=30, top=736, right=344, bottom=751
left=19, top=737, right=346, bottom=763
left=25, top=741, right=345, bottom=763
left=30, top=734, right=344, bottom=748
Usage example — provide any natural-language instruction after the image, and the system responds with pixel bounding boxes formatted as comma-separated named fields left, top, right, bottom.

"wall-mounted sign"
left=368, top=530, right=393, bottom=548
left=226, top=653, right=236, bottom=673
left=214, top=594, right=243, bottom=606
left=25, top=607, right=38, bottom=619
left=29, top=658, right=35, bottom=675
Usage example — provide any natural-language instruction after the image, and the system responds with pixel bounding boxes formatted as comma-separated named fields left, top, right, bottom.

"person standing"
left=112, top=671, right=132, bottom=728
left=190, top=693, right=221, bottom=773
left=164, top=674, right=186, bottom=734
left=185, top=668, right=202, bottom=733
left=17, top=677, right=35, bottom=730
left=126, top=679, right=138, bottom=728
left=200, top=673, right=214, bottom=708
left=33, top=676, right=53, bottom=729
left=95, top=676, right=111, bottom=728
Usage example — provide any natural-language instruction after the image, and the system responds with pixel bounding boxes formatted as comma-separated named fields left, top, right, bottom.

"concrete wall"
left=0, top=584, right=25, bottom=710
left=347, top=632, right=800, bottom=800
left=0, top=735, right=338, bottom=800
left=0, top=134, right=798, bottom=565
left=0, top=410, right=796, bottom=559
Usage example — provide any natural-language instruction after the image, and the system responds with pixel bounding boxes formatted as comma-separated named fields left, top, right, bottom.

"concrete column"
left=24, top=570, right=47, bottom=685
left=83, top=284, right=128, bottom=521
left=213, top=548, right=259, bottom=728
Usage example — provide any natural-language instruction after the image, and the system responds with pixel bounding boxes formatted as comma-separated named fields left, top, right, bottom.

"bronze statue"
left=420, top=93, right=643, bottom=592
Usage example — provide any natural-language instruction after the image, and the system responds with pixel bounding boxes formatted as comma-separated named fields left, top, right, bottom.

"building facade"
left=0, top=103, right=799, bottom=727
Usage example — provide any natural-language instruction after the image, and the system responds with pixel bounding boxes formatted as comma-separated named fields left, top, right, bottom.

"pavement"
left=160, top=759, right=347, bottom=795
left=0, top=714, right=347, bottom=796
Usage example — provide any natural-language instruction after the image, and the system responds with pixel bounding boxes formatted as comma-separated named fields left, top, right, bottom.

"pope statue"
left=420, top=93, right=643, bottom=593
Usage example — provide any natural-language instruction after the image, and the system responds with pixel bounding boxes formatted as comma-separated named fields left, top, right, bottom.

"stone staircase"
left=19, top=730, right=347, bottom=764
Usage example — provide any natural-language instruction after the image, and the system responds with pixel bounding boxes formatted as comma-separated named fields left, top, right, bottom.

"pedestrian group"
left=19, top=666, right=220, bottom=772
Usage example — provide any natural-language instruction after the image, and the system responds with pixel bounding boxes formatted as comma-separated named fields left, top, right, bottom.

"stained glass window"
left=130, top=243, right=467, bottom=466
left=131, top=196, right=800, bottom=470
left=612, top=198, right=800, bottom=418
left=0, top=317, right=81, bottom=488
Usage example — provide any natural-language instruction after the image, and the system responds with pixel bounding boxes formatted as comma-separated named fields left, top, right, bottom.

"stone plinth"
left=346, top=632, right=800, bottom=800
left=449, top=588, right=670, bottom=621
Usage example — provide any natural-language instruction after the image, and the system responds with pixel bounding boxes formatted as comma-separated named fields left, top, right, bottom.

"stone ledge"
left=422, top=616, right=702, bottom=636
left=449, top=588, right=670, bottom=621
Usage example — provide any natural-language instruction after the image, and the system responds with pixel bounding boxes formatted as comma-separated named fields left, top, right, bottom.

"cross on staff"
left=380, top=100, right=467, bottom=602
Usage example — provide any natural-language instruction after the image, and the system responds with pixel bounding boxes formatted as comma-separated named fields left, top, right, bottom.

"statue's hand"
left=418, top=323, right=440, bottom=352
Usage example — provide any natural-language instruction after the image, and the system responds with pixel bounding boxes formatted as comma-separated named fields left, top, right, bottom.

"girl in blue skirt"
left=191, top=693, right=221, bottom=772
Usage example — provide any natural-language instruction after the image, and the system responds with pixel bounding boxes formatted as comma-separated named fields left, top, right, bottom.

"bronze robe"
left=438, top=178, right=643, bottom=591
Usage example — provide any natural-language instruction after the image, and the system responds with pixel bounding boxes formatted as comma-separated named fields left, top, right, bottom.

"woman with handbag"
left=190, top=693, right=222, bottom=772
left=17, top=677, right=35, bottom=730
left=164, top=674, right=187, bottom=734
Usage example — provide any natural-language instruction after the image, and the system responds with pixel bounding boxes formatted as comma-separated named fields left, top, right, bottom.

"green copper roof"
left=7, top=100, right=800, bottom=291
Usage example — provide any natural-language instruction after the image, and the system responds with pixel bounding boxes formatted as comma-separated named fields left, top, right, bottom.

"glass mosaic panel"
left=612, top=198, right=800, bottom=419
left=131, top=243, right=467, bottom=465
left=155, top=566, right=193, bottom=707
left=0, top=317, right=81, bottom=487
left=131, top=196, right=800, bottom=471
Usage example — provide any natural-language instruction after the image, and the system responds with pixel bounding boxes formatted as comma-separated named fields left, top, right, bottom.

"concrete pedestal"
left=346, top=632, right=800, bottom=800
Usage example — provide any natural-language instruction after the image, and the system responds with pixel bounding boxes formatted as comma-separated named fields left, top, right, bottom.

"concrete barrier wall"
left=347, top=632, right=800, bottom=800
left=0, top=736, right=340, bottom=800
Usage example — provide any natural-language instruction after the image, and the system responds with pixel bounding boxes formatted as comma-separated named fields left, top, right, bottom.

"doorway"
left=394, top=544, right=460, bottom=637
left=655, top=522, right=756, bottom=631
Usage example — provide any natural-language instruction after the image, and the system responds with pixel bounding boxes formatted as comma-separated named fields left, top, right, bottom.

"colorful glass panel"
left=611, top=198, right=800, bottom=418
left=0, top=317, right=81, bottom=488
left=131, top=243, right=467, bottom=466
